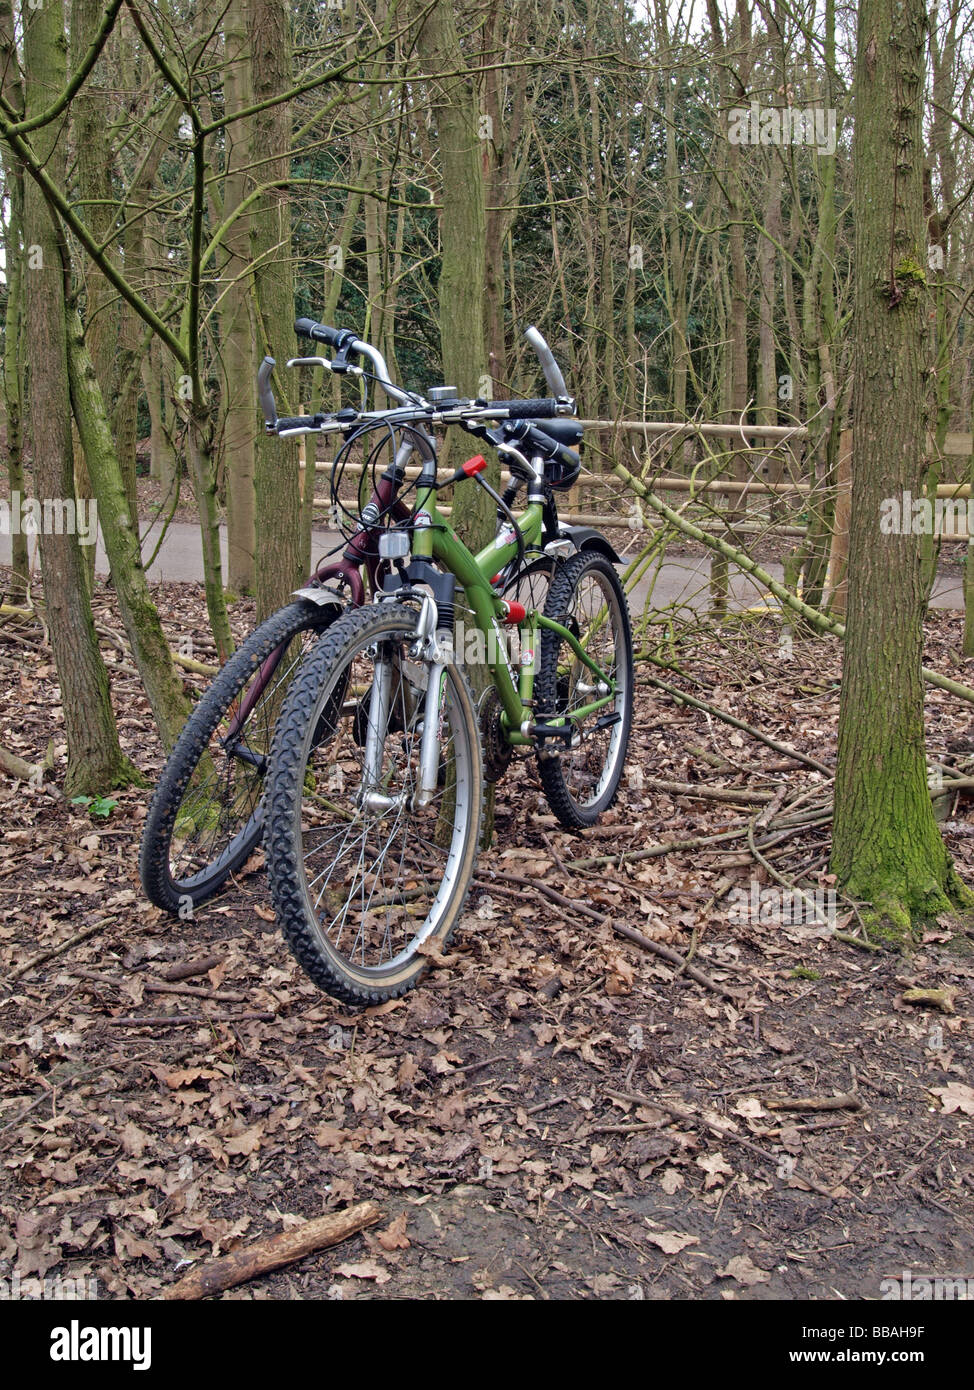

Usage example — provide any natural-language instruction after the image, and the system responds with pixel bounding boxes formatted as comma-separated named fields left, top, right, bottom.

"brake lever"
left=285, top=356, right=334, bottom=370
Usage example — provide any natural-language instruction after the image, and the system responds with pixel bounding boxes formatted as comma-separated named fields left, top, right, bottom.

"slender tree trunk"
left=425, top=0, right=493, bottom=842
left=222, top=0, right=257, bottom=595
left=67, top=307, right=192, bottom=751
left=249, top=0, right=302, bottom=621
left=0, top=2, right=28, bottom=598
left=143, top=333, right=178, bottom=495
left=22, top=0, right=137, bottom=793
left=831, top=0, right=972, bottom=941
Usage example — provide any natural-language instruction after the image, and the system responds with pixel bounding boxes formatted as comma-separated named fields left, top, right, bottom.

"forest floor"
left=1, top=570, right=974, bottom=1301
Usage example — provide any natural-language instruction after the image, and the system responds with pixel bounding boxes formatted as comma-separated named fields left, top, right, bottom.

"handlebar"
left=259, top=322, right=577, bottom=454
left=293, top=317, right=357, bottom=351
left=489, top=398, right=566, bottom=420
left=523, top=325, right=568, bottom=397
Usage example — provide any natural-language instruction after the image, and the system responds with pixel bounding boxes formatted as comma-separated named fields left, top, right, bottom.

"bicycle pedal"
left=531, top=720, right=575, bottom=746
left=589, top=712, right=622, bottom=733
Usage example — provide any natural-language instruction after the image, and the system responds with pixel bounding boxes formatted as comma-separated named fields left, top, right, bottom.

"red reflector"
left=462, top=455, right=488, bottom=477
left=501, top=601, right=526, bottom=625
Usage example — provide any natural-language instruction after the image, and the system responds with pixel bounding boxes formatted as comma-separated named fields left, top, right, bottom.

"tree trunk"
left=222, top=0, right=257, bottom=595
left=22, top=0, right=138, bottom=794
left=425, top=0, right=493, bottom=843
left=0, top=2, right=28, bottom=598
left=249, top=0, right=303, bottom=621
left=831, top=0, right=971, bottom=941
left=66, top=307, right=192, bottom=751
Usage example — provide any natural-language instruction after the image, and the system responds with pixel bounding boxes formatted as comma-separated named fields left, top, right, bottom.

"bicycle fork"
left=358, top=595, right=449, bottom=814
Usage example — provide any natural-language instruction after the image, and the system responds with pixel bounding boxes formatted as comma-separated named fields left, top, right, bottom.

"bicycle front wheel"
left=535, top=552, right=634, bottom=828
left=265, top=603, right=484, bottom=1004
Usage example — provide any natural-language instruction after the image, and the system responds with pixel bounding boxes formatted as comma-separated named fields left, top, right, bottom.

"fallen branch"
left=643, top=776, right=775, bottom=806
left=161, top=1202, right=382, bottom=1300
left=615, top=462, right=974, bottom=706
left=765, top=1093, right=863, bottom=1113
left=172, top=649, right=219, bottom=678
left=72, top=970, right=247, bottom=1003
left=162, top=955, right=224, bottom=983
left=144, top=979, right=246, bottom=1003
left=9, top=919, right=108, bottom=982
left=638, top=665, right=833, bottom=775
left=481, top=870, right=745, bottom=1001
left=105, top=1011, right=275, bottom=1027
left=0, top=740, right=52, bottom=785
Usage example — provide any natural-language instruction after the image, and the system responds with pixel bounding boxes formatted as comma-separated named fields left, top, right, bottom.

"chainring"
left=479, top=686, right=512, bottom=784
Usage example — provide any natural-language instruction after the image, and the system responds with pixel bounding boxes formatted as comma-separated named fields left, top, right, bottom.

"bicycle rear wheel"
left=139, top=598, right=341, bottom=914
left=265, top=603, right=484, bottom=1004
left=535, top=552, right=633, bottom=828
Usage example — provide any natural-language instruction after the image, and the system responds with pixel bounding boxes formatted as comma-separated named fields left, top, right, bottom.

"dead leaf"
left=119, top=1122, right=151, bottom=1158
left=696, top=1152, right=734, bottom=1188
left=930, top=1082, right=974, bottom=1116
left=334, top=1260, right=391, bottom=1284
left=718, top=1254, right=771, bottom=1286
left=224, top=1125, right=264, bottom=1156
left=644, top=1229, right=698, bottom=1255
left=376, top=1213, right=409, bottom=1252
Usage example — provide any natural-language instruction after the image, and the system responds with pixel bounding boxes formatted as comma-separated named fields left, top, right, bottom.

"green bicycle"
left=262, top=322, right=634, bottom=1002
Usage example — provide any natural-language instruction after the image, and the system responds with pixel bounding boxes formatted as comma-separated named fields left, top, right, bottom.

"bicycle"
left=138, top=322, right=563, bottom=915
left=261, top=321, right=634, bottom=1003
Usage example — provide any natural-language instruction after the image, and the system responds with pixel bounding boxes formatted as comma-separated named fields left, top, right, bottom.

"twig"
left=638, top=665, right=834, bottom=774
left=8, top=919, right=109, bottom=983
left=481, top=871, right=746, bottom=1001
left=605, top=1086, right=838, bottom=1198
left=105, top=1011, right=275, bottom=1026
left=833, top=931, right=883, bottom=953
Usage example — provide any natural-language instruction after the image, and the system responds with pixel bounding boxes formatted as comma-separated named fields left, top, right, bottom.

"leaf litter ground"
left=2, top=571, right=974, bottom=1300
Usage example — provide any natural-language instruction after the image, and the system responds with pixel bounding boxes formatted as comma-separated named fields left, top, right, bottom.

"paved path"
left=2, top=516, right=964, bottom=613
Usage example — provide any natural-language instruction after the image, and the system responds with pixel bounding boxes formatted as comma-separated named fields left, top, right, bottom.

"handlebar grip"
left=493, top=398, right=564, bottom=420
left=275, top=415, right=320, bottom=432
left=522, top=423, right=580, bottom=469
left=294, top=318, right=357, bottom=351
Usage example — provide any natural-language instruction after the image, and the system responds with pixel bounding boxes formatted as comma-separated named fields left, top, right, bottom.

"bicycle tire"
left=535, top=552, right=634, bottom=828
left=265, top=602, right=484, bottom=1004
left=139, top=598, right=341, bottom=914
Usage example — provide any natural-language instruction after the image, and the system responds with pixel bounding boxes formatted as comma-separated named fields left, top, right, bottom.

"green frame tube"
left=409, top=486, right=616, bottom=744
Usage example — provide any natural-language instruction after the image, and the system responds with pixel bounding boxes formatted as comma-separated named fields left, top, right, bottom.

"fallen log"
left=161, top=1202, right=382, bottom=1300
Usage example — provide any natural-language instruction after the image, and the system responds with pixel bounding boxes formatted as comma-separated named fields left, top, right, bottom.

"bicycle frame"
left=409, top=487, right=617, bottom=747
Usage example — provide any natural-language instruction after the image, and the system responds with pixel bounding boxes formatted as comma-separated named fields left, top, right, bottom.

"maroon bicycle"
left=138, top=427, right=418, bottom=915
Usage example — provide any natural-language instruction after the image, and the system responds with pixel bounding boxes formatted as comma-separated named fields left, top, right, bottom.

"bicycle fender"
left=291, top=586, right=345, bottom=607
left=557, top=525, right=626, bottom=565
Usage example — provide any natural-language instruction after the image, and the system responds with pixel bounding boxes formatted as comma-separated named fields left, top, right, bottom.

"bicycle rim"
left=266, top=605, right=483, bottom=1000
